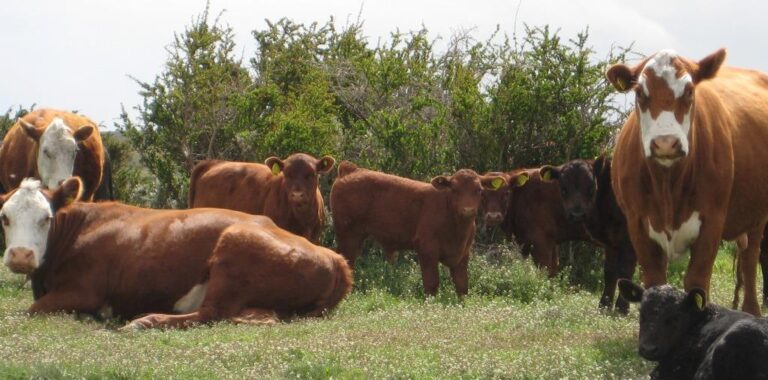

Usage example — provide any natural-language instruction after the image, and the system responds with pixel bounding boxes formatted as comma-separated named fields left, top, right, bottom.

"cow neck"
left=643, top=145, right=698, bottom=229
left=32, top=203, right=90, bottom=298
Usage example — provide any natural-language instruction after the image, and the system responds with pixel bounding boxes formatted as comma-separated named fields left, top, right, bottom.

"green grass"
left=0, top=244, right=752, bottom=379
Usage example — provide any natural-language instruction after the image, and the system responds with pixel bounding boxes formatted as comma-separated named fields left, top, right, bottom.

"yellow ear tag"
left=616, top=78, right=627, bottom=91
left=694, top=293, right=704, bottom=310
left=271, top=163, right=281, bottom=176
left=516, top=174, right=529, bottom=187
left=541, top=171, right=551, bottom=181
left=491, top=177, right=504, bottom=190
left=65, top=196, right=75, bottom=205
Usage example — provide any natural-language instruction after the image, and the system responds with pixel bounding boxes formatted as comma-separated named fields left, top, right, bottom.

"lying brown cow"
left=0, top=108, right=104, bottom=201
left=539, top=157, right=637, bottom=313
left=0, top=177, right=352, bottom=328
left=608, top=48, right=768, bottom=315
left=189, top=153, right=335, bottom=243
left=331, top=161, right=505, bottom=296
left=481, top=168, right=589, bottom=277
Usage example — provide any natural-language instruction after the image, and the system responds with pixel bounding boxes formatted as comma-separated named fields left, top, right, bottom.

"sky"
left=1, top=0, right=766, bottom=129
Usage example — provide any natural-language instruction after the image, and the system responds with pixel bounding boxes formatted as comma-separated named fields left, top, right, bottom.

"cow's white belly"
left=648, top=211, right=701, bottom=261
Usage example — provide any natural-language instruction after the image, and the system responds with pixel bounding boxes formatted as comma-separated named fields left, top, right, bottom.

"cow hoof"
left=118, top=321, right=146, bottom=332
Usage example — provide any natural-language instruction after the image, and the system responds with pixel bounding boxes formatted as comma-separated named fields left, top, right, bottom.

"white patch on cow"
left=648, top=211, right=702, bottom=261
left=174, top=282, right=208, bottom=313
left=1, top=179, right=53, bottom=270
left=637, top=49, right=694, bottom=159
left=37, top=118, right=78, bottom=189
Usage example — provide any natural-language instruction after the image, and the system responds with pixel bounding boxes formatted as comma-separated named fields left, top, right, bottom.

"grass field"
left=0, top=244, right=750, bottom=379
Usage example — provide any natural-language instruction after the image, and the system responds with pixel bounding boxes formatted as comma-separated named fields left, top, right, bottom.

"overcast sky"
left=2, top=0, right=766, bottom=129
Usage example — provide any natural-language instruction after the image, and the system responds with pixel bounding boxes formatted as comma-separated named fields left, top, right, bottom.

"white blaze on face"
left=648, top=211, right=701, bottom=261
left=37, top=118, right=78, bottom=189
left=638, top=49, right=694, bottom=160
left=1, top=179, right=53, bottom=269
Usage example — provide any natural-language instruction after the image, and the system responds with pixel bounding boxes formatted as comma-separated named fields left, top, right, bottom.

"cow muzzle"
left=484, top=212, right=504, bottom=226
left=650, top=135, right=685, bottom=161
left=5, top=247, right=37, bottom=274
left=460, top=206, right=477, bottom=218
left=638, top=343, right=662, bottom=361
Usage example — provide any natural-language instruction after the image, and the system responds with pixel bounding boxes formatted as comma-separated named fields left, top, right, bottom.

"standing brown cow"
left=0, top=177, right=352, bottom=328
left=330, top=161, right=505, bottom=296
left=608, top=48, right=768, bottom=315
left=0, top=108, right=104, bottom=201
left=189, top=153, right=335, bottom=243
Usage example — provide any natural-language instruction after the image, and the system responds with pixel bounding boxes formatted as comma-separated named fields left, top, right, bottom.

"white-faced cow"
left=608, top=49, right=768, bottom=315
left=0, top=109, right=105, bottom=201
left=0, top=178, right=352, bottom=327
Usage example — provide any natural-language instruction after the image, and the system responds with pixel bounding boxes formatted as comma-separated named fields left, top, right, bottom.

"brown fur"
left=188, top=153, right=335, bottom=243
left=0, top=182, right=351, bottom=325
left=0, top=109, right=104, bottom=201
left=330, top=164, right=504, bottom=296
left=610, top=49, right=768, bottom=315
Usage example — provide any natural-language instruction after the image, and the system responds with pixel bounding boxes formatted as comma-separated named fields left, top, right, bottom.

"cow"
left=189, top=153, right=335, bottom=243
left=618, top=280, right=768, bottom=379
left=608, top=48, right=768, bottom=316
left=0, top=177, right=352, bottom=327
left=538, top=157, right=637, bottom=313
left=0, top=109, right=105, bottom=201
left=480, top=168, right=590, bottom=277
left=330, top=161, right=506, bottom=296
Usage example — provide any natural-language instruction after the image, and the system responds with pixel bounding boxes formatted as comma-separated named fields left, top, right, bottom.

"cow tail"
left=188, top=160, right=217, bottom=208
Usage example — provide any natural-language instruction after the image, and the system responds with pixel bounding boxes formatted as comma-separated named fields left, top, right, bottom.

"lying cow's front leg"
left=122, top=312, right=202, bottom=330
left=28, top=290, right=102, bottom=316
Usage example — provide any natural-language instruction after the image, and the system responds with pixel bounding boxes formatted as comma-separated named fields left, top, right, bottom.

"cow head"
left=265, top=153, right=335, bottom=213
left=0, top=177, right=82, bottom=274
left=480, top=171, right=529, bottom=226
left=432, top=169, right=507, bottom=221
left=20, top=117, right=94, bottom=189
left=607, top=48, right=727, bottom=167
left=540, top=159, right=597, bottom=223
left=618, top=280, right=707, bottom=361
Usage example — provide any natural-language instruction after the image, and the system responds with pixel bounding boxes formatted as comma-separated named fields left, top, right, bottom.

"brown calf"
left=189, top=153, right=335, bottom=243
left=330, top=161, right=505, bottom=296
left=0, top=177, right=351, bottom=327
left=608, top=48, right=768, bottom=315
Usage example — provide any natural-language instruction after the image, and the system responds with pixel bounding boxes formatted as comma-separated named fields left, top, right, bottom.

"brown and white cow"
left=0, top=178, right=352, bottom=327
left=0, top=109, right=105, bottom=201
left=481, top=168, right=589, bottom=277
left=330, top=161, right=505, bottom=296
left=539, top=157, right=637, bottom=313
left=608, top=48, right=768, bottom=315
left=189, top=153, right=335, bottom=243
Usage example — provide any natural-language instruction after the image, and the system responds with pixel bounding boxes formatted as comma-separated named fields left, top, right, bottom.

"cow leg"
left=28, top=290, right=101, bottom=315
left=614, top=241, right=637, bottom=315
left=122, top=312, right=202, bottom=330
left=760, top=232, right=768, bottom=305
left=626, top=217, right=667, bottom=287
left=520, top=243, right=532, bottom=258
left=732, top=235, right=748, bottom=309
left=417, top=253, right=440, bottom=297
left=684, top=215, right=732, bottom=310
left=736, top=226, right=764, bottom=316
left=335, top=230, right=365, bottom=268
left=449, top=255, right=470, bottom=297
left=230, top=308, right=279, bottom=325
left=530, top=241, right=557, bottom=277
left=599, top=247, right=619, bottom=312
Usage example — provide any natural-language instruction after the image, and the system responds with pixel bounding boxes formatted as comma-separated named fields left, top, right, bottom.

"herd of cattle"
left=2, top=48, right=768, bottom=377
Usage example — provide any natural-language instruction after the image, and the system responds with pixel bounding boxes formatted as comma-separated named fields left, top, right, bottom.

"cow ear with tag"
left=606, top=63, right=642, bottom=93
left=481, top=176, right=507, bottom=191
left=316, top=155, right=336, bottom=174
left=686, top=288, right=707, bottom=312
left=512, top=172, right=529, bottom=188
left=264, top=157, right=285, bottom=176
left=539, top=166, right=560, bottom=182
left=617, top=279, right=644, bottom=303
left=51, top=177, right=83, bottom=212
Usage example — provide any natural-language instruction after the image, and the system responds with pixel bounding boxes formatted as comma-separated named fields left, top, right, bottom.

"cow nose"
left=6, top=247, right=36, bottom=274
left=290, top=191, right=306, bottom=201
left=651, top=135, right=681, bottom=156
left=485, top=212, right=503, bottom=224
left=638, top=343, right=660, bottom=359
left=462, top=206, right=476, bottom=216
left=568, top=209, right=586, bottom=222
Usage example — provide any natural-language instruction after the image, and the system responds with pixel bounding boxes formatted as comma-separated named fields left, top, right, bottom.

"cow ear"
left=264, top=157, right=284, bottom=176
left=73, top=125, right=95, bottom=142
left=316, top=155, right=336, bottom=174
left=686, top=288, right=707, bottom=312
left=51, top=177, right=83, bottom=211
left=692, top=48, right=726, bottom=84
left=617, top=279, right=644, bottom=303
left=481, top=175, right=507, bottom=191
left=539, top=166, right=560, bottom=182
left=511, top=172, right=529, bottom=188
left=19, top=118, right=44, bottom=141
left=430, top=176, right=451, bottom=190
left=606, top=63, right=639, bottom=93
